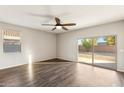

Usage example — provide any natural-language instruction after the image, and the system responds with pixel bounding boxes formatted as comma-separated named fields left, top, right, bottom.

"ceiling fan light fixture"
left=42, top=17, right=76, bottom=31
left=56, top=26, right=62, bottom=29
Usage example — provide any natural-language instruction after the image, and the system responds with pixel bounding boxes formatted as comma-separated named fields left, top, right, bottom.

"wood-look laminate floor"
left=0, top=62, right=124, bottom=87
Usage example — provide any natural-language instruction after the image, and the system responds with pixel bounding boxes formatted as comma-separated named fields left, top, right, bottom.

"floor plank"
left=0, top=62, right=124, bottom=87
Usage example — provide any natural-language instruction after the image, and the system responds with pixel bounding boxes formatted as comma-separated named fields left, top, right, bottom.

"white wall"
left=1, top=20, right=124, bottom=72
left=0, top=22, right=56, bottom=69
left=57, top=20, right=124, bottom=72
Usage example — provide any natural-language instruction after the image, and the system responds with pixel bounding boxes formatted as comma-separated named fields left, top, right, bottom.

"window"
left=3, top=30, right=21, bottom=53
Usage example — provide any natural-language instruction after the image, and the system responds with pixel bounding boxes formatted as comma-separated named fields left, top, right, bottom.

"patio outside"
left=78, top=36, right=116, bottom=69
left=78, top=52, right=115, bottom=63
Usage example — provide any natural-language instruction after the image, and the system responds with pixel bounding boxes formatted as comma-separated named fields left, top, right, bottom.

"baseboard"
left=40, top=58, right=72, bottom=62
left=0, top=58, right=72, bottom=70
left=0, top=63, right=28, bottom=71
left=117, top=69, right=124, bottom=72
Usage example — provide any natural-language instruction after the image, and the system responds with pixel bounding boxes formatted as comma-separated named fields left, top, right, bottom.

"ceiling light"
left=56, top=26, right=62, bottom=29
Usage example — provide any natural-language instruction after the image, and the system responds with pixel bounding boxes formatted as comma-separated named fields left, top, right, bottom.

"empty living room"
left=1, top=4, right=124, bottom=88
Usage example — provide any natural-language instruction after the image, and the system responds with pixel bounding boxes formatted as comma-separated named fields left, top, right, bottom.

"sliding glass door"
left=78, top=35, right=116, bottom=70
left=78, top=38, right=93, bottom=64
left=93, top=36, right=116, bottom=70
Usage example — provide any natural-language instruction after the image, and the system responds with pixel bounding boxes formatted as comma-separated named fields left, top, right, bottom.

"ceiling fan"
left=42, top=17, right=76, bottom=31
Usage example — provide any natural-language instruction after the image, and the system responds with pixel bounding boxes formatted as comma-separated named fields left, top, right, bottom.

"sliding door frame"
left=77, top=35, right=117, bottom=70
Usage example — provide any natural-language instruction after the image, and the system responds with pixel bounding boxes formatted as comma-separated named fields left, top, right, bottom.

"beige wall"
left=0, top=22, right=56, bottom=69
left=57, top=20, right=124, bottom=72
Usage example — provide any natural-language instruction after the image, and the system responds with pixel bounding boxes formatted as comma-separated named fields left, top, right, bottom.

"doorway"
left=78, top=35, right=116, bottom=70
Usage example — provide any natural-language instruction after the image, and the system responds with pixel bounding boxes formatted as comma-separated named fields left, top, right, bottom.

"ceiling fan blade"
left=61, top=23, right=76, bottom=26
left=62, top=26, right=68, bottom=30
left=42, top=24, right=55, bottom=26
left=55, top=17, right=61, bottom=24
left=51, top=27, right=56, bottom=31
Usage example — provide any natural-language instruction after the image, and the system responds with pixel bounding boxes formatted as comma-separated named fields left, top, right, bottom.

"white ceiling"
left=0, top=5, right=124, bottom=34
